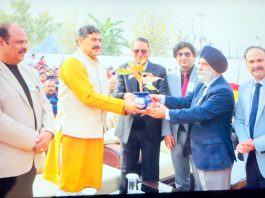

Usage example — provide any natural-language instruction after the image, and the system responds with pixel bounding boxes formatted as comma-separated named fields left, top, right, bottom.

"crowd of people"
left=1, top=22, right=265, bottom=197
left=26, top=54, right=59, bottom=116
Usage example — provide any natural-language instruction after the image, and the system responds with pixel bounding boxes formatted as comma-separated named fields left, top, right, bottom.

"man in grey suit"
left=113, top=37, right=168, bottom=193
left=235, top=46, right=265, bottom=189
left=0, top=23, right=54, bottom=197
left=162, top=42, right=199, bottom=191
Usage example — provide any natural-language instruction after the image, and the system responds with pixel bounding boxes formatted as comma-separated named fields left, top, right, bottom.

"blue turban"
left=200, top=46, right=228, bottom=73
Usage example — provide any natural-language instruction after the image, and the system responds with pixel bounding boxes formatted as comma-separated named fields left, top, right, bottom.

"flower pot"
left=133, top=92, right=151, bottom=109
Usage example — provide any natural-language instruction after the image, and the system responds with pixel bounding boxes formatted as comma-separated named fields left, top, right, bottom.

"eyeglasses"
left=133, top=49, right=148, bottom=55
left=177, top=52, right=192, bottom=57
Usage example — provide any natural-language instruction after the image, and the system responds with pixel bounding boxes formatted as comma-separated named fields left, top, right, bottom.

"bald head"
left=0, top=23, right=28, bottom=65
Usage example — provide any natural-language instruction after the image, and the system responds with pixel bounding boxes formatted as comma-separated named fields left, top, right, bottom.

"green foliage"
left=133, top=12, right=176, bottom=57
left=54, top=12, right=78, bottom=54
left=87, top=14, right=129, bottom=56
left=0, top=0, right=60, bottom=47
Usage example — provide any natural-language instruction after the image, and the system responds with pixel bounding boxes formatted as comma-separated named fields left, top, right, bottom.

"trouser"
left=0, top=164, right=36, bottom=198
left=119, top=128, right=161, bottom=193
left=191, top=162, right=231, bottom=191
left=171, top=130, right=190, bottom=191
left=246, top=151, right=265, bottom=189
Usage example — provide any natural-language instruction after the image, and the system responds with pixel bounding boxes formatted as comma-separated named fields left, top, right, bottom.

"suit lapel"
left=244, top=82, right=253, bottom=125
left=0, top=61, right=31, bottom=107
left=199, top=76, right=224, bottom=104
left=191, top=83, right=204, bottom=107
left=140, top=61, right=152, bottom=92
left=168, top=70, right=181, bottom=97
left=186, top=66, right=198, bottom=94
left=130, top=76, right=139, bottom=92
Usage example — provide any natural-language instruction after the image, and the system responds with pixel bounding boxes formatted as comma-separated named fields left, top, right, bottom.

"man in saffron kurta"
left=43, top=25, right=142, bottom=196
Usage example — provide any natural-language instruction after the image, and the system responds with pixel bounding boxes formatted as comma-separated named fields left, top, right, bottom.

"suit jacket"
left=165, top=76, right=236, bottom=171
left=0, top=61, right=54, bottom=177
left=234, top=79, right=265, bottom=177
left=113, top=61, right=168, bottom=144
left=162, top=66, right=199, bottom=142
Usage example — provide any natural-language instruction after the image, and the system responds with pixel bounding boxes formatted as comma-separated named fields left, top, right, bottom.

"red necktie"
left=182, top=71, right=189, bottom=97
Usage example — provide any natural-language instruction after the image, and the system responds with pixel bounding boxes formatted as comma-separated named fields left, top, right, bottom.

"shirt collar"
left=204, top=75, right=221, bottom=88
left=180, top=65, right=194, bottom=75
left=143, top=61, right=149, bottom=72
left=253, top=77, right=265, bottom=87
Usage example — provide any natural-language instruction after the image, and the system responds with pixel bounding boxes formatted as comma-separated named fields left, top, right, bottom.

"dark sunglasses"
left=133, top=49, right=148, bottom=54
left=177, top=52, right=192, bottom=57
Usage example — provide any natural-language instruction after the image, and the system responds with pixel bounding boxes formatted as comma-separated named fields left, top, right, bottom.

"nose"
left=22, top=41, right=29, bottom=49
left=253, top=61, right=260, bottom=67
left=96, top=39, right=101, bottom=46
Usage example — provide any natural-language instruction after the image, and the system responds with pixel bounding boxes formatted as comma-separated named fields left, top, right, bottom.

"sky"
left=1, top=0, right=265, bottom=57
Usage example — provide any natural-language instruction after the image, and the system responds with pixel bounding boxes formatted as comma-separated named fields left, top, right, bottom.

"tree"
left=133, top=12, right=180, bottom=57
left=0, top=0, right=60, bottom=47
left=54, top=12, right=79, bottom=54
left=187, top=13, right=212, bottom=52
left=87, top=14, right=129, bottom=56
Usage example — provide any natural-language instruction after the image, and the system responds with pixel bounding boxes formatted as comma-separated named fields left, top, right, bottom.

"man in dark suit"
left=113, top=37, right=168, bottom=193
left=145, top=46, right=236, bottom=190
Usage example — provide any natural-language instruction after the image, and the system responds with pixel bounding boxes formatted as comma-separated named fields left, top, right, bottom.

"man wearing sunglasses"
left=162, top=42, right=199, bottom=191
left=113, top=37, right=168, bottom=193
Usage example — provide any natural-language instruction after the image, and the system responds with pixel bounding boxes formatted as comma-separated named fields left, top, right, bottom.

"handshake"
left=123, top=93, right=168, bottom=119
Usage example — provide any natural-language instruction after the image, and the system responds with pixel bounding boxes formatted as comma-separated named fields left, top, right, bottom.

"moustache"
left=252, top=66, right=264, bottom=72
left=18, top=48, right=27, bottom=54
left=92, top=46, right=100, bottom=50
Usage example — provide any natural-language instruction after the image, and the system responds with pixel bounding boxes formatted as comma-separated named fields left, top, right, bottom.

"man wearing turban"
left=144, top=46, right=236, bottom=191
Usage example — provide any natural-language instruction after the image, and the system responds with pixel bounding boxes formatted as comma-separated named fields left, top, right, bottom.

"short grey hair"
left=243, top=46, right=265, bottom=60
left=78, top=25, right=100, bottom=38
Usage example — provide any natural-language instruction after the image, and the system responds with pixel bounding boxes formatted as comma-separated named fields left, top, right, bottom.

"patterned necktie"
left=182, top=71, right=189, bottom=96
left=249, top=83, right=262, bottom=139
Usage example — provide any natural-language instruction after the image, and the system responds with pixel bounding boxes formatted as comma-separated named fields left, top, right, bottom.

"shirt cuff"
left=160, top=95, right=166, bottom=104
left=165, top=109, right=170, bottom=120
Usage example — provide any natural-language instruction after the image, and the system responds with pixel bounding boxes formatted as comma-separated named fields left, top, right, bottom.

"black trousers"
left=246, top=151, right=265, bottom=189
left=0, top=165, right=36, bottom=198
left=119, top=121, right=161, bottom=193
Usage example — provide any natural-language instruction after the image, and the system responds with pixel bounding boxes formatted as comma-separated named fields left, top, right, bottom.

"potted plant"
left=116, top=61, right=163, bottom=108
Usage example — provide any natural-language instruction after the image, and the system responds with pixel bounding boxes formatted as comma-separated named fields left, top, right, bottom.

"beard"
left=198, top=67, right=217, bottom=83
